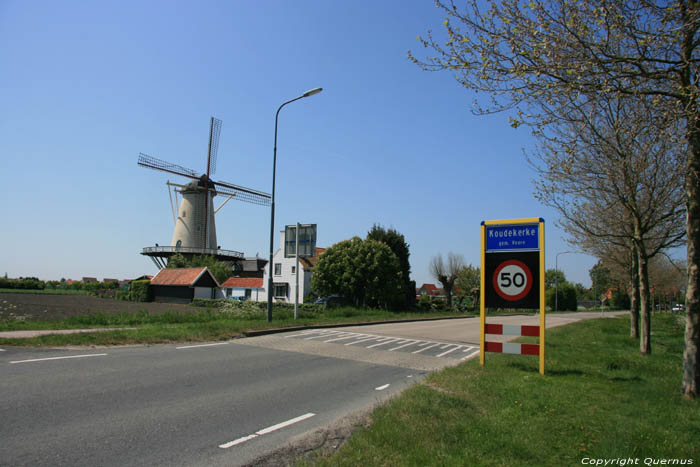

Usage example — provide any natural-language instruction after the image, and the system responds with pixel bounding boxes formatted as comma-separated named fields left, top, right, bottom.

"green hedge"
left=191, top=298, right=324, bottom=314
left=129, top=280, right=151, bottom=302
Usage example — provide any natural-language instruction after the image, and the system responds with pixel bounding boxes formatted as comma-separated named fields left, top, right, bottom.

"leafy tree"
left=455, top=264, right=480, bottom=310
left=366, top=224, right=415, bottom=309
left=545, top=269, right=566, bottom=290
left=590, top=261, right=613, bottom=302
left=409, top=0, right=700, bottom=397
left=430, top=253, right=465, bottom=308
left=311, top=237, right=402, bottom=309
left=546, top=281, right=577, bottom=311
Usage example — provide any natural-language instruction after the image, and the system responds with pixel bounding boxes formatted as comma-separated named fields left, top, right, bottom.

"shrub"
left=546, top=281, right=577, bottom=311
left=417, top=294, right=432, bottom=311
left=129, top=280, right=151, bottom=302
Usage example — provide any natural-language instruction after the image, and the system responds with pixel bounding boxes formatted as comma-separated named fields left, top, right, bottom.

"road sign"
left=285, top=224, right=317, bottom=258
left=480, top=217, right=546, bottom=375
left=485, top=224, right=539, bottom=252
left=484, top=251, right=539, bottom=309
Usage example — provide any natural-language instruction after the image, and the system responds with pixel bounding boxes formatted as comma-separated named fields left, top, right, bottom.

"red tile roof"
left=299, top=248, right=326, bottom=270
left=151, top=267, right=216, bottom=287
left=221, top=277, right=264, bottom=288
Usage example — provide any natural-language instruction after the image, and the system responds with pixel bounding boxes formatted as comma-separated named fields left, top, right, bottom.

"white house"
left=221, top=277, right=264, bottom=301
left=259, top=229, right=325, bottom=303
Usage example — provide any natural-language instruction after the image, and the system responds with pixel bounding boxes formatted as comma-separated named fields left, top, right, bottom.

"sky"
left=1, top=0, right=603, bottom=287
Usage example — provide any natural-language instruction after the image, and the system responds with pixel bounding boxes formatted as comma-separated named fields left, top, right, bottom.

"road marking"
left=436, top=345, right=462, bottom=358
left=219, top=434, right=258, bottom=448
left=219, top=413, right=316, bottom=449
left=176, top=342, right=229, bottom=350
left=375, top=384, right=390, bottom=391
left=412, top=343, right=441, bottom=354
left=303, top=332, right=339, bottom=340
left=460, top=348, right=480, bottom=360
left=0, top=348, right=5, bottom=352
left=323, top=333, right=362, bottom=343
left=256, top=413, right=316, bottom=435
left=345, top=336, right=380, bottom=346
left=388, top=340, right=419, bottom=351
left=366, top=338, right=399, bottom=349
left=9, top=353, right=107, bottom=364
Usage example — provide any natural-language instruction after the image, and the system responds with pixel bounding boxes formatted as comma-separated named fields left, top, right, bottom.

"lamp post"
left=555, top=251, right=572, bottom=313
left=267, top=88, right=323, bottom=322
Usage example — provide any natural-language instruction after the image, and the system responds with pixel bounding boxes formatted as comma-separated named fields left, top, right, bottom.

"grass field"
left=0, top=300, right=465, bottom=346
left=310, top=314, right=699, bottom=466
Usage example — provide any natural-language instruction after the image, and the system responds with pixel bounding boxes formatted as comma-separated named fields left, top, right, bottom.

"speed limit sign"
left=484, top=250, right=540, bottom=309
left=493, top=260, right=533, bottom=301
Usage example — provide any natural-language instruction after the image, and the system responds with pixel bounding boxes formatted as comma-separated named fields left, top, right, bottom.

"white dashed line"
left=219, top=413, right=316, bottom=449
left=460, top=348, right=480, bottom=360
left=283, top=331, right=318, bottom=338
left=412, top=343, right=441, bottom=354
left=176, top=342, right=229, bottom=350
left=303, top=332, right=339, bottom=340
left=375, top=384, right=390, bottom=391
left=345, top=336, right=380, bottom=346
left=10, top=353, right=108, bottom=364
left=0, top=348, right=5, bottom=352
left=389, top=340, right=419, bottom=351
left=324, top=333, right=362, bottom=343
left=436, top=345, right=462, bottom=358
left=366, top=338, right=399, bottom=349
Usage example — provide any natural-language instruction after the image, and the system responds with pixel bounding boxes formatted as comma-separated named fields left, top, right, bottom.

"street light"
left=555, top=251, right=573, bottom=313
left=267, top=88, right=323, bottom=322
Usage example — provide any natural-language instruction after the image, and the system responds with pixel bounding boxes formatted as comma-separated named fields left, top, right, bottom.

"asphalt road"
left=0, top=312, right=624, bottom=466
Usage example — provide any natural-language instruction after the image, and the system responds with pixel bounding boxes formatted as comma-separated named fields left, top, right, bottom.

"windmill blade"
left=207, top=117, right=222, bottom=177
left=213, top=179, right=271, bottom=206
left=138, top=153, right=200, bottom=180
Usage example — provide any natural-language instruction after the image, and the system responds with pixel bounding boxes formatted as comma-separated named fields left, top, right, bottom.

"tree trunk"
left=682, top=120, right=700, bottom=398
left=637, top=245, right=652, bottom=355
left=630, top=250, right=640, bottom=338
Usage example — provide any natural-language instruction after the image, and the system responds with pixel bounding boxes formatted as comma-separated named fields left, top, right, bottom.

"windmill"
left=138, top=117, right=271, bottom=269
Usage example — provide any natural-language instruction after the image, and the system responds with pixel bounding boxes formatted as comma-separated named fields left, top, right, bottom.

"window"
left=274, top=263, right=282, bottom=275
left=291, top=266, right=296, bottom=274
left=245, top=289, right=252, bottom=299
left=226, top=288, right=232, bottom=297
left=274, top=283, right=288, bottom=298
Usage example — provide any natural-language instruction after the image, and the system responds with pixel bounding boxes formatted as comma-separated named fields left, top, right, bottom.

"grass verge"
left=310, top=314, right=699, bottom=466
left=0, top=307, right=466, bottom=346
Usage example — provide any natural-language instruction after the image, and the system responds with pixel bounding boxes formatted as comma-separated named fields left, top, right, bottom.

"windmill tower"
left=138, top=117, right=271, bottom=269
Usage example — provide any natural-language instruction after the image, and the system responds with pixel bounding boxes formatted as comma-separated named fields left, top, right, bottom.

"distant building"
left=103, top=278, right=119, bottom=284
left=149, top=267, right=222, bottom=304
left=258, top=229, right=325, bottom=304
left=82, top=277, right=98, bottom=283
left=221, top=277, right=264, bottom=301
left=417, top=283, right=441, bottom=297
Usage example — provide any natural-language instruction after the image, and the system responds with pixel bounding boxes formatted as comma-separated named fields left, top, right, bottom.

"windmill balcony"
left=141, top=245, right=244, bottom=269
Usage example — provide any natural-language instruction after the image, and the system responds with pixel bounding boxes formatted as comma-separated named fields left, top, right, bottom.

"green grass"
left=0, top=288, right=92, bottom=295
left=0, top=306, right=465, bottom=346
left=311, top=314, right=699, bottom=466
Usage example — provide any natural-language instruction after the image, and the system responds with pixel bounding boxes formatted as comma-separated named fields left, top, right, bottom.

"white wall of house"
left=225, top=287, right=262, bottom=301
left=257, top=230, right=314, bottom=303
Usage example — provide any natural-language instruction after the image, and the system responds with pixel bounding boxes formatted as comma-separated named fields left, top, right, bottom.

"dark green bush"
left=546, top=281, right=578, bottom=311
left=129, top=280, right=151, bottom=302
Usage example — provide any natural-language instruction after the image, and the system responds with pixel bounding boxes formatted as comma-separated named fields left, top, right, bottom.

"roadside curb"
left=241, top=315, right=475, bottom=337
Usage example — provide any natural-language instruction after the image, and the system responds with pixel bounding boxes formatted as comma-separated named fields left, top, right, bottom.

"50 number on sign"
left=485, top=251, right=540, bottom=309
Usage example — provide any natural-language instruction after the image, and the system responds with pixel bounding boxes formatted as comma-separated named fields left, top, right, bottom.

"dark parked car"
left=313, top=295, right=349, bottom=308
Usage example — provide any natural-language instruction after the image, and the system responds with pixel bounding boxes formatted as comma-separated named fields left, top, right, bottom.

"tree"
left=455, top=264, right=480, bottom=309
left=545, top=269, right=566, bottom=290
left=430, top=252, right=465, bottom=308
left=410, top=0, right=700, bottom=397
left=311, top=237, right=403, bottom=308
left=590, top=261, right=613, bottom=301
left=546, top=282, right=577, bottom=311
left=366, top=224, right=415, bottom=309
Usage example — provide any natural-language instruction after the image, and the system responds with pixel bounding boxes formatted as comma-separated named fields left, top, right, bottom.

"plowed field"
left=0, top=293, right=200, bottom=322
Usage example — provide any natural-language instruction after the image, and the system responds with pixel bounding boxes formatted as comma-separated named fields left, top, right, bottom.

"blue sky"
left=1, top=0, right=600, bottom=287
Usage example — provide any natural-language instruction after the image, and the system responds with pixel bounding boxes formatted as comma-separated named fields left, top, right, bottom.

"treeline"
left=0, top=278, right=122, bottom=293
